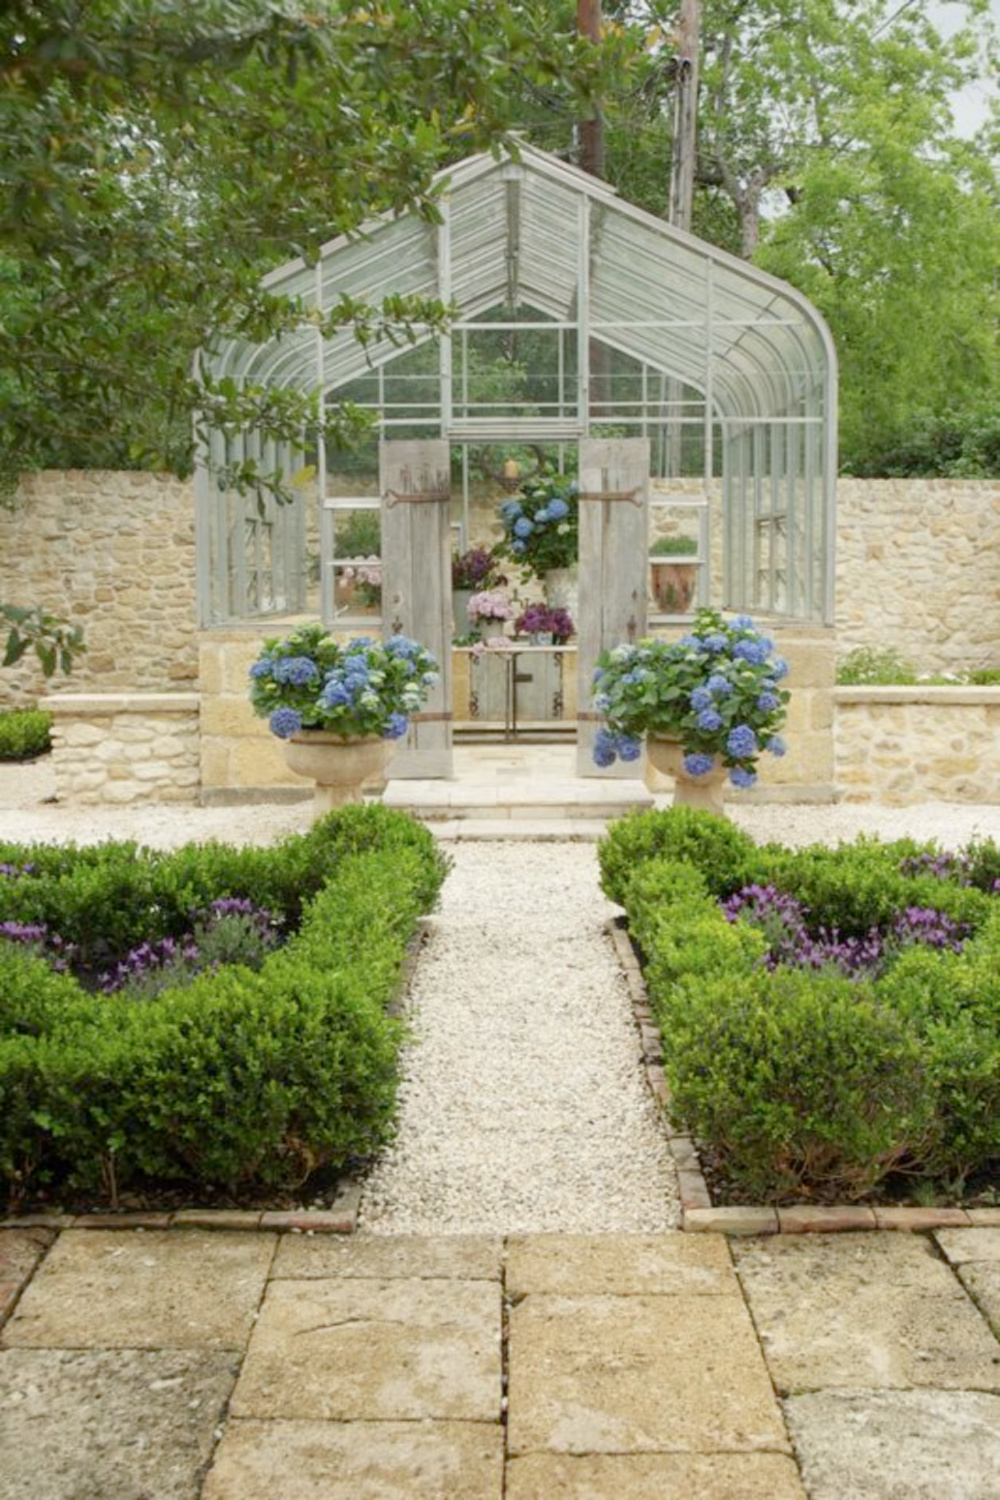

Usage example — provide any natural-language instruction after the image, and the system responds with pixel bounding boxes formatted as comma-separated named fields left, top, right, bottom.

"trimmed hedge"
left=0, top=708, right=51, bottom=760
left=602, top=809, right=1000, bottom=1201
left=0, top=807, right=448, bottom=1207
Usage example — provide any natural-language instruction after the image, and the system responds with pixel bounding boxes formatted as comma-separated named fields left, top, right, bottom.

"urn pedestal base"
left=283, top=733, right=389, bottom=818
left=644, top=735, right=728, bottom=817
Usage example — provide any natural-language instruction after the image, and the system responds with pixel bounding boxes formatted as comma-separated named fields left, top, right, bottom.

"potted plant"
left=249, top=623, right=439, bottom=812
left=451, top=546, right=506, bottom=635
left=649, top=534, right=699, bottom=615
left=498, top=473, right=579, bottom=610
left=514, top=603, right=575, bottom=645
left=466, top=588, right=516, bottom=638
left=590, top=607, right=789, bottom=813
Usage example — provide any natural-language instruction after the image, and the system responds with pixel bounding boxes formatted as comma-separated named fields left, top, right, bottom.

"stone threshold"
left=607, top=920, right=1000, bottom=1237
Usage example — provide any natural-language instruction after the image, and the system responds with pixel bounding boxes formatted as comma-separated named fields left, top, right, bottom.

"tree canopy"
left=0, top=0, right=624, bottom=489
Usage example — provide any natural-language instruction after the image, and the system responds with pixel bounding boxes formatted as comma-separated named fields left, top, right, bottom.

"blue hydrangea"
left=534, top=508, right=550, bottom=523
left=690, top=686, right=714, bottom=711
left=765, top=735, right=787, bottom=757
left=756, top=691, right=780, bottom=712
left=772, top=656, right=790, bottom=679
left=733, top=639, right=769, bottom=665
left=511, top=539, right=527, bottom=554
left=268, top=707, right=303, bottom=739
left=249, top=659, right=272, bottom=680
left=319, top=679, right=351, bottom=708
left=385, top=635, right=421, bottom=659
left=704, top=632, right=729, bottom=652
left=729, top=766, right=757, bottom=788
left=679, top=634, right=704, bottom=650
left=615, top=734, right=642, bottom=762
left=592, top=728, right=618, bottom=768
left=499, top=499, right=522, bottom=520
left=271, top=655, right=320, bottom=686
left=733, top=614, right=755, bottom=629
left=594, top=693, right=611, bottom=713
left=683, top=752, right=716, bottom=777
left=382, top=712, right=409, bottom=739
left=697, top=708, right=724, bottom=732
left=547, top=498, right=569, bottom=520
left=514, top=516, right=534, bottom=538
left=727, top=724, right=758, bottom=759
left=343, top=653, right=369, bottom=675
left=706, top=673, right=734, bottom=697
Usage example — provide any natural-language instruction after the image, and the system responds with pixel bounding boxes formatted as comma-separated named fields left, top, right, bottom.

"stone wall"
left=0, top=471, right=198, bottom=709
left=44, top=693, right=201, bottom=805
left=834, top=687, right=1000, bottom=805
left=835, top=479, right=1000, bottom=673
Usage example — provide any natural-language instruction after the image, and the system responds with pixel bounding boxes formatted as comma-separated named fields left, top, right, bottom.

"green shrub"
left=0, top=708, right=52, bottom=760
left=661, top=966, right=933, bottom=1200
left=598, top=807, right=761, bottom=905
left=836, top=647, right=916, bottom=685
left=0, top=809, right=444, bottom=1206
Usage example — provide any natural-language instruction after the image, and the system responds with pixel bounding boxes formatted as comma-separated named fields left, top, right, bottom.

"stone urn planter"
left=645, top=735, right=727, bottom=816
left=283, top=732, right=389, bottom=816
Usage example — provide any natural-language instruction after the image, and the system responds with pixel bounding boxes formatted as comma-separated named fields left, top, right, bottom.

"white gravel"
left=6, top=756, right=1000, bottom=1235
left=359, top=841, right=681, bottom=1235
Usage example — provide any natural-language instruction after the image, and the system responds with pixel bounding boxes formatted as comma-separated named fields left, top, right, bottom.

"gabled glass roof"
left=206, top=142, right=836, bottom=431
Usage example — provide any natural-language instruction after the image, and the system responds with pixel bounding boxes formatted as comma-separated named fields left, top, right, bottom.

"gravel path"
left=359, top=842, right=680, bottom=1235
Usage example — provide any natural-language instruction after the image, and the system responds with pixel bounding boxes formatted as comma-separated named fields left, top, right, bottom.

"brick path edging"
left=607, top=919, right=1000, bottom=1237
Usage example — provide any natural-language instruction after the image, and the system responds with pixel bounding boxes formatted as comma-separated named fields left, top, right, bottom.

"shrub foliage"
left=0, top=807, right=448, bottom=1208
left=601, top=808, right=1000, bottom=1200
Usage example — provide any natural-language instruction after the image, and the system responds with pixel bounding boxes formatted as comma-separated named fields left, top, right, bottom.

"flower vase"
left=542, top=567, right=579, bottom=620
left=474, top=617, right=510, bottom=641
left=283, top=732, right=389, bottom=818
left=645, top=735, right=728, bottom=817
left=453, top=588, right=474, bottom=637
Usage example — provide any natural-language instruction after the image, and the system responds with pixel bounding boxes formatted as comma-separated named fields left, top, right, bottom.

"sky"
left=927, top=0, right=998, bottom=135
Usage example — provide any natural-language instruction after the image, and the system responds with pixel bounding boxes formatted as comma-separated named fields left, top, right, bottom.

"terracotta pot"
left=283, top=732, right=389, bottom=817
left=650, top=559, right=698, bottom=615
left=644, top=734, right=727, bottom=817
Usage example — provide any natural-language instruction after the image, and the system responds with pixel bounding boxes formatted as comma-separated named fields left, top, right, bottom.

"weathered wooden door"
left=576, top=438, right=650, bottom=777
left=379, top=440, right=453, bottom=779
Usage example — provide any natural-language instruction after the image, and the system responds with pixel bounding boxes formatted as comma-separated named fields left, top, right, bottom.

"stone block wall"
left=835, top=479, right=1000, bottom=673
left=834, top=687, right=1000, bottom=805
left=43, top=694, right=201, bottom=805
left=0, top=471, right=198, bottom=708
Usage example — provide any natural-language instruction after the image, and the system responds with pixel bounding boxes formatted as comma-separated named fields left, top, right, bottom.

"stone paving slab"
left=231, top=1277, right=500, bottom=1422
left=935, top=1227, right=1000, bottom=1264
left=2, top=1229, right=275, bottom=1350
left=0, top=1227, right=54, bottom=1282
left=0, top=1346, right=238, bottom=1500
left=507, top=1292, right=789, bottom=1456
left=783, top=1389, right=1000, bottom=1499
left=506, top=1233, right=736, bottom=1298
left=272, top=1233, right=502, bottom=1282
left=505, top=1452, right=807, bottom=1499
left=733, top=1233, right=1000, bottom=1394
left=202, top=1418, right=503, bottom=1499
left=956, top=1263, right=1000, bottom=1337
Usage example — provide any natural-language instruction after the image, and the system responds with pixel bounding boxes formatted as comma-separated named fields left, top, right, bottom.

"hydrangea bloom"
left=615, top=733, right=642, bottom=762
left=727, top=724, right=758, bottom=759
left=383, top=712, right=409, bottom=739
left=684, top=752, right=716, bottom=777
left=690, top=685, right=713, bottom=711
left=697, top=708, right=723, bottom=732
left=269, top=706, right=303, bottom=739
left=271, top=655, right=320, bottom=687
left=706, top=673, right=734, bottom=696
left=593, top=727, right=618, bottom=767
left=729, top=766, right=757, bottom=788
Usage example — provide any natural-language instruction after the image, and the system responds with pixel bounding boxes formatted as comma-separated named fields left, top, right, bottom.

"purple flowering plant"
left=249, top=622, right=439, bottom=742
left=590, top=607, right=790, bottom=783
left=452, top=546, right=507, bottom=591
left=514, top=604, right=575, bottom=641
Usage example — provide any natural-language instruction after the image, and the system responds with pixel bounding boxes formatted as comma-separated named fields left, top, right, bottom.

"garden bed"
left=0, top=804, right=448, bottom=1216
left=600, top=807, right=1000, bottom=1213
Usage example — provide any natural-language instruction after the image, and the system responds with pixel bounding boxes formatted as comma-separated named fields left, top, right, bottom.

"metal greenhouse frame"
left=195, top=143, right=837, bottom=630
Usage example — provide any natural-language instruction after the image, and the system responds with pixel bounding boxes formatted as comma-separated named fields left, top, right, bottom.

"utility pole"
left=577, top=0, right=604, bottom=179
left=668, top=0, right=700, bottom=233
left=665, top=0, right=701, bottom=474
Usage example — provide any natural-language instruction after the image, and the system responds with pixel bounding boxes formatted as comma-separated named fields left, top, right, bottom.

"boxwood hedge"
left=599, top=809, right=1000, bottom=1201
left=0, top=806, right=449, bottom=1208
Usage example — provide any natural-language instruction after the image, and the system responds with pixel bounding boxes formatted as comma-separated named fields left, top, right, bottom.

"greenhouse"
left=195, top=142, right=837, bottom=775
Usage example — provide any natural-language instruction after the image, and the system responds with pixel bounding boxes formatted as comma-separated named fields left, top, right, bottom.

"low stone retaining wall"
left=43, top=693, right=201, bottom=805
left=835, top=687, right=1000, bottom=805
